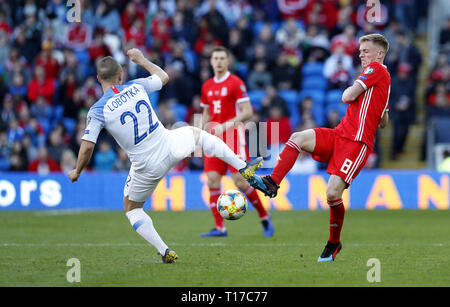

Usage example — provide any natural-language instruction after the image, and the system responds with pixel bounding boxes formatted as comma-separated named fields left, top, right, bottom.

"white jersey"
left=82, top=76, right=167, bottom=170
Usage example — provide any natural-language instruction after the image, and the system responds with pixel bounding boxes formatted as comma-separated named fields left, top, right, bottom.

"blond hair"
left=359, top=33, right=389, bottom=54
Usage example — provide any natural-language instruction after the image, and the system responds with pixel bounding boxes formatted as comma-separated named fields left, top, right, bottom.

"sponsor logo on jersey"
left=359, top=75, right=368, bottom=80
left=208, top=90, right=212, bottom=96
left=363, top=67, right=374, bottom=75
left=221, top=87, right=228, bottom=96
left=240, top=84, right=247, bottom=92
left=84, top=130, right=89, bottom=135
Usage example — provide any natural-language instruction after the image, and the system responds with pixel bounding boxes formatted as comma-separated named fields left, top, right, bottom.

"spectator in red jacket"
left=27, top=65, right=56, bottom=105
left=34, top=41, right=61, bottom=79
left=28, top=147, right=61, bottom=174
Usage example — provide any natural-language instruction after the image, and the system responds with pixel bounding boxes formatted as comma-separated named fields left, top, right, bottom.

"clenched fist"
left=127, top=48, right=145, bottom=64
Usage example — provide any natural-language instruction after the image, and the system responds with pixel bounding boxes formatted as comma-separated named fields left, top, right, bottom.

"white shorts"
left=123, top=126, right=196, bottom=202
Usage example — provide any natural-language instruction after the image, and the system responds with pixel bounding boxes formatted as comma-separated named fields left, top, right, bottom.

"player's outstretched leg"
left=245, top=175, right=280, bottom=198
left=244, top=130, right=315, bottom=198
left=125, top=202, right=178, bottom=263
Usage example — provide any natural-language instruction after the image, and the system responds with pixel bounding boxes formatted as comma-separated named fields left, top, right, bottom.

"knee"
left=207, top=174, right=221, bottom=189
left=326, top=186, right=342, bottom=202
left=290, top=131, right=306, bottom=146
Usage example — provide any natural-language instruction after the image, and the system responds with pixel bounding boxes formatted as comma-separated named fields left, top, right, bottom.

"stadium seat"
left=286, top=102, right=301, bottom=128
left=172, top=104, right=188, bottom=122
left=183, top=48, right=197, bottom=73
left=39, top=118, right=51, bottom=135
left=302, top=62, right=325, bottom=78
left=301, top=76, right=328, bottom=91
left=234, top=62, right=249, bottom=79
left=51, top=105, right=64, bottom=123
left=311, top=103, right=326, bottom=126
left=252, top=21, right=280, bottom=37
left=62, top=117, right=77, bottom=135
left=298, top=89, right=325, bottom=106
left=248, top=90, right=266, bottom=110
left=325, top=102, right=348, bottom=119
left=278, top=90, right=299, bottom=106
left=326, top=89, right=344, bottom=105
left=434, top=117, right=450, bottom=143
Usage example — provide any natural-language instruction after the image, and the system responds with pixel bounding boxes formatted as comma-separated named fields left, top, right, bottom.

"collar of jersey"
left=214, top=71, right=230, bottom=83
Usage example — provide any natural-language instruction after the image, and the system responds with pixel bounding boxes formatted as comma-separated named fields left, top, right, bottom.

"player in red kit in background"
left=245, top=34, right=391, bottom=260
left=200, top=46, right=274, bottom=237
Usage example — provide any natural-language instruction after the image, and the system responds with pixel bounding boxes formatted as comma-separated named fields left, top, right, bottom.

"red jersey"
left=335, top=61, right=391, bottom=149
left=200, top=71, right=250, bottom=159
left=200, top=71, right=249, bottom=123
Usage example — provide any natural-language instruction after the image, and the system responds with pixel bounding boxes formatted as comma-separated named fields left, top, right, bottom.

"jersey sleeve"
left=200, top=83, right=209, bottom=108
left=355, top=63, right=383, bottom=90
left=234, top=78, right=250, bottom=104
left=81, top=106, right=105, bottom=144
left=129, top=75, right=162, bottom=93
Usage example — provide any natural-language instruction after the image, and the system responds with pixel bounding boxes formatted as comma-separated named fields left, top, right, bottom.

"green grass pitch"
left=0, top=210, right=449, bottom=287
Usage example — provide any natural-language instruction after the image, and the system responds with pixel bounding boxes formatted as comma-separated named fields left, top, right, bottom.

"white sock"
left=126, top=208, right=168, bottom=255
left=198, top=130, right=246, bottom=170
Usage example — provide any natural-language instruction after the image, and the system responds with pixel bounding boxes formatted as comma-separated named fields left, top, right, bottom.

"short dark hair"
left=359, top=33, right=389, bottom=54
left=210, top=46, right=230, bottom=57
left=96, top=56, right=122, bottom=82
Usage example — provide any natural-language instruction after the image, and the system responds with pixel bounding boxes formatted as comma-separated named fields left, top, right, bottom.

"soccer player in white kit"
left=68, top=49, right=262, bottom=263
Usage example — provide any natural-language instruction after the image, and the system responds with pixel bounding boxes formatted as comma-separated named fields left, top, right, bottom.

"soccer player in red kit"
left=200, top=46, right=274, bottom=237
left=246, top=34, right=391, bottom=260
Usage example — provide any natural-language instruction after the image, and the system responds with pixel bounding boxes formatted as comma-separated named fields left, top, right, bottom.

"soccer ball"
left=217, top=190, right=247, bottom=220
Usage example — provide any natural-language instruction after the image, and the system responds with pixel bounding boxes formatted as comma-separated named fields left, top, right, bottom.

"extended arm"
left=342, top=81, right=365, bottom=103
left=68, top=140, right=96, bottom=182
left=127, top=48, right=169, bottom=86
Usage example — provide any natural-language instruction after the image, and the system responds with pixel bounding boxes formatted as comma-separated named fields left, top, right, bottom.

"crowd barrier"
left=0, top=170, right=448, bottom=210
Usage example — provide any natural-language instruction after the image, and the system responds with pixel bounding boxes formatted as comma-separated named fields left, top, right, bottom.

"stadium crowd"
left=0, top=0, right=436, bottom=174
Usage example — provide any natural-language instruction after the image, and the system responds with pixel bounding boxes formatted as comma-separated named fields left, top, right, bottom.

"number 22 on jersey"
left=120, top=100, right=159, bottom=145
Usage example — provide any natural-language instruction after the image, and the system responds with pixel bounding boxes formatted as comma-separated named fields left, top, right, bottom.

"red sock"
left=328, top=199, right=345, bottom=244
left=244, top=186, right=268, bottom=219
left=209, top=188, right=224, bottom=229
left=271, top=140, right=301, bottom=185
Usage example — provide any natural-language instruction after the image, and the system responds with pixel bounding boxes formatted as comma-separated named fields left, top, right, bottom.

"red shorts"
left=312, top=128, right=369, bottom=185
left=204, top=129, right=248, bottom=175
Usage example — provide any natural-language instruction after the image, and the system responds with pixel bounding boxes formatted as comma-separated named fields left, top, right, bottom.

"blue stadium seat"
left=183, top=48, right=197, bottom=73
left=62, top=117, right=77, bottom=135
left=298, top=89, right=325, bottom=106
left=172, top=104, right=188, bottom=122
left=302, top=62, right=325, bottom=78
left=39, top=118, right=51, bottom=135
left=278, top=90, right=299, bottom=106
left=325, top=102, right=348, bottom=119
left=252, top=21, right=279, bottom=37
left=248, top=90, right=266, bottom=110
left=51, top=105, right=64, bottom=122
left=434, top=117, right=450, bottom=143
left=235, top=62, right=249, bottom=79
left=312, top=103, right=325, bottom=126
left=301, top=76, right=328, bottom=91
left=326, top=89, right=344, bottom=106
left=287, top=102, right=301, bottom=128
